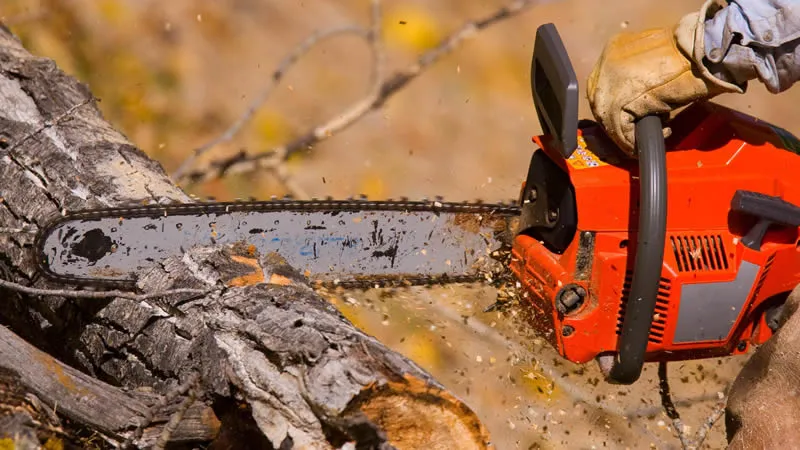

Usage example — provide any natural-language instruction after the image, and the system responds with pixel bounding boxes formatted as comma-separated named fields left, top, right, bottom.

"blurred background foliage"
left=3, top=1, right=798, bottom=448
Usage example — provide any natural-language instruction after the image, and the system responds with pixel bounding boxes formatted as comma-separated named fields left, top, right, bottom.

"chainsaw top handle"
left=529, top=23, right=668, bottom=384
left=607, top=115, right=668, bottom=384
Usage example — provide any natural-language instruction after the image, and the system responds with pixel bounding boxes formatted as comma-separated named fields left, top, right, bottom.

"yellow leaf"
left=383, top=6, right=441, bottom=52
left=44, top=437, right=65, bottom=450
left=519, top=365, right=561, bottom=401
left=473, top=54, right=528, bottom=98
left=98, top=0, right=127, bottom=24
left=359, top=173, right=385, bottom=199
left=252, top=110, right=293, bottom=147
left=399, top=332, right=440, bottom=371
left=286, top=151, right=305, bottom=167
left=334, top=300, right=368, bottom=331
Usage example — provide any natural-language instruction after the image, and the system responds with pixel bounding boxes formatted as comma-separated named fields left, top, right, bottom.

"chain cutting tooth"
left=358, top=194, right=368, bottom=201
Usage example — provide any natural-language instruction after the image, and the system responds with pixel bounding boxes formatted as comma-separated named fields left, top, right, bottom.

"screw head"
left=527, top=188, right=538, bottom=202
left=548, top=209, right=558, bottom=221
left=737, top=341, right=747, bottom=352
left=562, top=325, right=575, bottom=337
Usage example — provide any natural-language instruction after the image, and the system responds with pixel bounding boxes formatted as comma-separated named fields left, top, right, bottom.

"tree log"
left=0, top=23, right=492, bottom=449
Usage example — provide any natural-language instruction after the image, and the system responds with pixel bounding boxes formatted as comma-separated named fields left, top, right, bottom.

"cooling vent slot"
left=616, top=273, right=672, bottom=344
left=749, top=253, right=776, bottom=302
left=670, top=234, right=729, bottom=272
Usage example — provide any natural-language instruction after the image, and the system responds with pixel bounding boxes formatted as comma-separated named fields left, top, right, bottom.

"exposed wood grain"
left=0, top=22, right=493, bottom=449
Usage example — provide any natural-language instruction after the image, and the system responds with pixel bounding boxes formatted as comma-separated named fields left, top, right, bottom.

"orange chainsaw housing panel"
left=509, top=102, right=800, bottom=365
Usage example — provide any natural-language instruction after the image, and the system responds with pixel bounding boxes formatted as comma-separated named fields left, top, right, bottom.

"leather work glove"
left=586, top=8, right=743, bottom=155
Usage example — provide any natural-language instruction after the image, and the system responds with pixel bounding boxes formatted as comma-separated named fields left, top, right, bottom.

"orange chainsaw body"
left=509, top=101, right=800, bottom=365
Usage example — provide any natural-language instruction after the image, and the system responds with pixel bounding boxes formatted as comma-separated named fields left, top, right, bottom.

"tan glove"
left=586, top=5, right=743, bottom=155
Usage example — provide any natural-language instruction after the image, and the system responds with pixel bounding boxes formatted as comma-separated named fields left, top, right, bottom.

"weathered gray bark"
left=0, top=323, right=218, bottom=448
left=0, top=23, right=492, bottom=449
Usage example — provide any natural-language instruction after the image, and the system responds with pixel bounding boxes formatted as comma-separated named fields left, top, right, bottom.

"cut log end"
left=344, top=373, right=494, bottom=450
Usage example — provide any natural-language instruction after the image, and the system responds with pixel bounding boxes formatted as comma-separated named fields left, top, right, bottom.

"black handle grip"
left=607, top=116, right=668, bottom=384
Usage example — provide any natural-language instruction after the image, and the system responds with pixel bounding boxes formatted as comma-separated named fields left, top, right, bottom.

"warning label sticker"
left=566, top=135, right=609, bottom=170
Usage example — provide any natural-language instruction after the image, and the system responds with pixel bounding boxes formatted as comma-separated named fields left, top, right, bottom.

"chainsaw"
left=33, top=23, right=800, bottom=385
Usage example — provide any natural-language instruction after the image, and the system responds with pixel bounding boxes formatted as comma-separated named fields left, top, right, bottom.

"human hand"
left=586, top=12, right=742, bottom=155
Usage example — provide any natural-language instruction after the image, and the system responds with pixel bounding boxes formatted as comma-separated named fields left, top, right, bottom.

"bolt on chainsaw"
left=34, top=24, right=800, bottom=385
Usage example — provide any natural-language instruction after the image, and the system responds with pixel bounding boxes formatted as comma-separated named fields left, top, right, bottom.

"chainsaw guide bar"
left=35, top=198, right=522, bottom=290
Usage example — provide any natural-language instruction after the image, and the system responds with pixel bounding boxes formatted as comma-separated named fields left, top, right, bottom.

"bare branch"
left=261, top=0, right=384, bottom=199
left=694, top=401, right=726, bottom=448
left=153, top=384, right=198, bottom=450
left=658, top=361, right=728, bottom=450
left=124, top=372, right=202, bottom=449
left=169, top=25, right=369, bottom=181
left=173, top=0, right=387, bottom=198
left=0, top=277, right=215, bottom=301
left=176, top=0, right=538, bottom=186
left=151, top=373, right=201, bottom=450
left=0, top=226, right=37, bottom=234
left=1, top=8, right=50, bottom=27
left=659, top=361, right=692, bottom=449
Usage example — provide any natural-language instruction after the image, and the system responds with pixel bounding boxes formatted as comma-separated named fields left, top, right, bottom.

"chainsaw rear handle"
left=607, top=115, right=668, bottom=384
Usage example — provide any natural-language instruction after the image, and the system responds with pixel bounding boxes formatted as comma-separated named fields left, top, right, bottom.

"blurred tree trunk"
left=0, top=23, right=492, bottom=450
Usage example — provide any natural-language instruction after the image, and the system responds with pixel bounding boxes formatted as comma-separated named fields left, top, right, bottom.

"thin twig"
left=174, top=0, right=387, bottom=198
left=1, top=8, right=50, bottom=27
left=0, top=277, right=214, bottom=301
left=266, top=0, right=384, bottom=199
left=659, top=361, right=691, bottom=449
left=367, top=0, right=385, bottom=90
left=695, top=401, right=726, bottom=447
left=0, top=226, right=37, bottom=234
left=170, top=25, right=369, bottom=181
left=123, top=372, right=201, bottom=449
left=153, top=384, right=198, bottom=450
left=658, top=361, right=728, bottom=450
left=177, top=0, right=538, bottom=186
left=5, top=98, right=93, bottom=155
